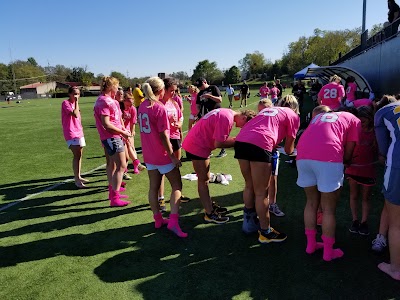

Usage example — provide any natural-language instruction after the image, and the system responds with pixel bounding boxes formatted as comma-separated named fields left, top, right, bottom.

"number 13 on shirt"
left=139, top=113, right=151, bottom=133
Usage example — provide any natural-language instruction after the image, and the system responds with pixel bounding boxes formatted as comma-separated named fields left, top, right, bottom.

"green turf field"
left=0, top=90, right=399, bottom=300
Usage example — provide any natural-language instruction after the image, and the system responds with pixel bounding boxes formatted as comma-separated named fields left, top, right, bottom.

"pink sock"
left=120, top=186, right=126, bottom=192
left=133, top=159, right=140, bottom=174
left=167, top=214, right=188, bottom=238
left=154, top=212, right=169, bottom=229
left=110, top=191, right=130, bottom=207
left=305, top=229, right=323, bottom=254
left=121, top=182, right=126, bottom=188
left=322, top=235, right=344, bottom=261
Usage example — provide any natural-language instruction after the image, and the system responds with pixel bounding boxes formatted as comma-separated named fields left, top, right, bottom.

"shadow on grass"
left=0, top=187, right=399, bottom=299
left=0, top=169, right=106, bottom=202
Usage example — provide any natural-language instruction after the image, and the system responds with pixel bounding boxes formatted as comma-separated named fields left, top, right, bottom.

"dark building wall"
left=338, top=35, right=400, bottom=96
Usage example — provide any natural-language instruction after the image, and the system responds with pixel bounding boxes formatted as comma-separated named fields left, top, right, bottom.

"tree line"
left=0, top=25, right=381, bottom=94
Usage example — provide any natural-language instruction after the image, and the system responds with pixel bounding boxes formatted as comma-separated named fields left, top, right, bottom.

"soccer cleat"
left=242, top=210, right=260, bottom=234
left=204, top=212, right=229, bottom=224
left=258, top=228, right=287, bottom=243
left=358, top=222, right=370, bottom=236
left=349, top=220, right=360, bottom=234
left=216, top=149, right=227, bottom=158
left=123, top=172, right=132, bottom=180
left=269, top=203, right=285, bottom=217
left=372, top=234, right=387, bottom=252
left=180, top=195, right=190, bottom=203
left=212, top=201, right=228, bottom=215
left=138, top=163, right=147, bottom=171
left=159, top=198, right=167, bottom=213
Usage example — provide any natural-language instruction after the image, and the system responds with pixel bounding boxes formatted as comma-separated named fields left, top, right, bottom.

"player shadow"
left=92, top=208, right=400, bottom=300
left=0, top=171, right=106, bottom=202
left=0, top=201, right=151, bottom=239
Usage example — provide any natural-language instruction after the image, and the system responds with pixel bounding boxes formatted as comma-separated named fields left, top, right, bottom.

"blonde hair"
left=101, top=76, right=119, bottom=93
left=188, top=85, right=199, bottom=94
left=312, top=105, right=331, bottom=117
left=142, top=77, right=165, bottom=105
left=239, top=109, right=257, bottom=122
left=279, top=95, right=299, bottom=115
left=330, top=74, right=342, bottom=83
left=258, top=98, right=273, bottom=109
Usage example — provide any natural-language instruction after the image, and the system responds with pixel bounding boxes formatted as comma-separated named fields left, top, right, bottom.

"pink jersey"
left=173, top=95, right=183, bottom=110
left=189, top=92, right=198, bottom=115
left=138, top=99, right=171, bottom=165
left=93, top=95, right=123, bottom=141
left=297, top=111, right=361, bottom=163
left=122, top=106, right=137, bottom=131
left=353, top=98, right=373, bottom=108
left=318, top=82, right=345, bottom=110
left=259, top=86, right=270, bottom=97
left=346, top=82, right=357, bottom=102
left=61, top=99, right=84, bottom=140
left=164, top=99, right=182, bottom=140
left=345, top=130, right=377, bottom=178
left=236, top=107, right=300, bottom=152
left=182, top=108, right=234, bottom=158
left=270, top=87, right=279, bottom=99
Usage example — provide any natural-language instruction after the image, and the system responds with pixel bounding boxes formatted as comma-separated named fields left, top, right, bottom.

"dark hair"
left=68, top=86, right=79, bottom=94
left=163, top=77, right=177, bottom=91
left=135, top=83, right=141, bottom=88
left=395, top=94, right=400, bottom=100
left=336, top=106, right=358, bottom=117
left=376, top=95, right=398, bottom=111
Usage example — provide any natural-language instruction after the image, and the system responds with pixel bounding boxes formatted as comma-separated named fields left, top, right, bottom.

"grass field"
left=0, top=90, right=399, bottom=300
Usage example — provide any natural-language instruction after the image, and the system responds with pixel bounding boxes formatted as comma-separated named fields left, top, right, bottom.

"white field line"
left=0, top=164, right=106, bottom=212
left=0, top=99, right=260, bottom=212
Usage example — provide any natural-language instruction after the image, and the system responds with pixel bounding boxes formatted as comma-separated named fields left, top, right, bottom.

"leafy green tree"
left=239, top=51, right=268, bottom=76
left=224, top=66, right=241, bottom=84
left=27, top=57, right=38, bottom=67
left=45, top=64, right=71, bottom=82
left=191, top=60, right=223, bottom=85
left=369, top=23, right=383, bottom=37
left=110, top=71, right=129, bottom=87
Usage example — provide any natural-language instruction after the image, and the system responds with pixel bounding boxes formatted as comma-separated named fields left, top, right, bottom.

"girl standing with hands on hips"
left=94, top=77, right=131, bottom=207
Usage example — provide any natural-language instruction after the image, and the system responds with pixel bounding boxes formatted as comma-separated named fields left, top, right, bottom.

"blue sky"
left=0, top=0, right=388, bottom=78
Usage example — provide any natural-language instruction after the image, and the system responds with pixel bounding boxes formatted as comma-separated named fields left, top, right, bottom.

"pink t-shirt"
left=122, top=106, right=137, bottom=132
left=318, top=82, right=345, bottom=110
left=353, top=98, right=373, bottom=108
left=236, top=107, right=300, bottom=152
left=259, top=86, right=270, bottom=98
left=61, top=99, right=84, bottom=141
left=182, top=108, right=234, bottom=158
left=346, top=82, right=357, bottom=102
left=270, top=87, right=279, bottom=99
left=93, top=95, right=123, bottom=141
left=297, top=111, right=361, bottom=163
left=345, top=130, right=377, bottom=178
left=164, top=100, right=183, bottom=140
left=173, top=95, right=183, bottom=110
left=138, top=99, right=171, bottom=165
left=189, top=92, right=198, bottom=115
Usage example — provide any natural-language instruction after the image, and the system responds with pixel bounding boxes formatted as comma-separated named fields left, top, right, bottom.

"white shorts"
left=146, top=163, right=175, bottom=175
left=67, top=137, right=86, bottom=148
left=189, top=114, right=196, bottom=120
left=296, top=160, right=344, bottom=193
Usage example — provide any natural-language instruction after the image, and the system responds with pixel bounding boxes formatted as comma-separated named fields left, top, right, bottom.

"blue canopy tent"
left=294, top=63, right=320, bottom=80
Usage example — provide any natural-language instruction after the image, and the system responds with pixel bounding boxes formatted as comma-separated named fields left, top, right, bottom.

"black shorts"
left=186, top=151, right=208, bottom=160
left=234, top=141, right=272, bottom=163
left=170, top=139, right=182, bottom=152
